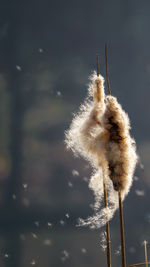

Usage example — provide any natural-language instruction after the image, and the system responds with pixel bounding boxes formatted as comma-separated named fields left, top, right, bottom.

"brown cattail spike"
left=105, top=44, right=111, bottom=95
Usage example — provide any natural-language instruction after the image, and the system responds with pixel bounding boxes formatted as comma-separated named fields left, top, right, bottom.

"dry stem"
left=105, top=44, right=111, bottom=95
left=119, top=191, right=126, bottom=267
left=144, top=241, right=148, bottom=267
left=97, top=55, right=100, bottom=77
left=128, top=262, right=150, bottom=267
left=105, top=44, right=127, bottom=267
left=103, top=178, right=111, bottom=267
left=96, top=55, right=111, bottom=267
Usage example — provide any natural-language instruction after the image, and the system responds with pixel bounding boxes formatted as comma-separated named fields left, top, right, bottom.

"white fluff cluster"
left=65, top=72, right=138, bottom=229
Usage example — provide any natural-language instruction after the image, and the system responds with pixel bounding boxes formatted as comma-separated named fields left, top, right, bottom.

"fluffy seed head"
left=65, top=72, right=138, bottom=229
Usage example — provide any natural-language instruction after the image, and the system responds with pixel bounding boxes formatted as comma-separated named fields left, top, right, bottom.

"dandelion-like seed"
left=38, top=48, right=43, bottom=53
left=47, top=222, right=52, bottom=228
left=100, top=231, right=107, bottom=252
left=81, top=248, right=87, bottom=254
left=115, top=245, right=121, bottom=256
left=135, top=189, right=145, bottom=197
left=72, top=169, right=79, bottom=176
left=16, top=65, right=22, bottom=71
left=30, top=259, right=36, bottom=265
left=61, top=250, right=69, bottom=262
left=129, top=246, right=136, bottom=254
left=34, top=221, right=40, bottom=227
left=60, top=219, right=65, bottom=226
left=56, top=91, right=62, bottom=97
left=23, top=183, right=28, bottom=190
left=4, top=253, right=9, bottom=258
left=31, top=232, right=38, bottom=239
left=43, top=239, right=52, bottom=246
left=68, top=181, right=73, bottom=188
left=20, top=234, right=26, bottom=241
left=12, top=194, right=16, bottom=200
left=83, top=177, right=88, bottom=182
left=65, top=213, right=70, bottom=218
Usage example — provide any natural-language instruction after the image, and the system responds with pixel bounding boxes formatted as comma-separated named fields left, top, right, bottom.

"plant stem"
left=103, top=178, right=111, bottom=267
left=96, top=55, right=111, bottom=267
left=97, top=55, right=100, bottom=77
left=105, top=44, right=111, bottom=96
left=119, top=191, right=126, bottom=267
left=144, top=241, right=148, bottom=267
left=128, top=262, right=150, bottom=267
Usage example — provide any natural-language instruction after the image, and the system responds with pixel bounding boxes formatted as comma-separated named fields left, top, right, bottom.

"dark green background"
left=0, top=0, right=150, bottom=266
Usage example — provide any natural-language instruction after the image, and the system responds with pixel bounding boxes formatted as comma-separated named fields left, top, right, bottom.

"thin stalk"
left=119, top=191, right=126, bottom=267
left=128, top=262, right=150, bottom=267
left=105, top=44, right=111, bottom=95
left=104, top=45, right=127, bottom=267
left=103, top=178, right=111, bottom=267
left=96, top=56, right=111, bottom=267
left=128, top=241, right=149, bottom=267
left=144, top=241, right=148, bottom=267
left=97, top=55, right=100, bottom=77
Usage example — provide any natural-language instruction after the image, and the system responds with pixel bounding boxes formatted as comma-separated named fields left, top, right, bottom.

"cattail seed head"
left=65, top=72, right=138, bottom=228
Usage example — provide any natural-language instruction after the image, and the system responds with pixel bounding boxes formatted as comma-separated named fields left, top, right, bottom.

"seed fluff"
left=65, top=72, right=137, bottom=229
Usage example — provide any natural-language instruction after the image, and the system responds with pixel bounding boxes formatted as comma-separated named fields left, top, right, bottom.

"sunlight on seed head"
left=65, top=72, right=137, bottom=229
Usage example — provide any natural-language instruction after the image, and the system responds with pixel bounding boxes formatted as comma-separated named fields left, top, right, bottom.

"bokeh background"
left=0, top=0, right=150, bottom=266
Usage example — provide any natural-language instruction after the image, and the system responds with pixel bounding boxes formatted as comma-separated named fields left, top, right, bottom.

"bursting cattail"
left=65, top=73, right=105, bottom=160
left=65, top=72, right=137, bottom=228
left=103, top=95, right=138, bottom=198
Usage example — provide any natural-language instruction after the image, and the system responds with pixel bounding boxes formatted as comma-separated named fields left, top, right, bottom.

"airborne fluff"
left=65, top=72, right=137, bottom=229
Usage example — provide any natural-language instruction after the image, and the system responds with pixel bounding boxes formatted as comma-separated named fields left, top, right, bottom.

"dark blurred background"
left=0, top=0, right=150, bottom=266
